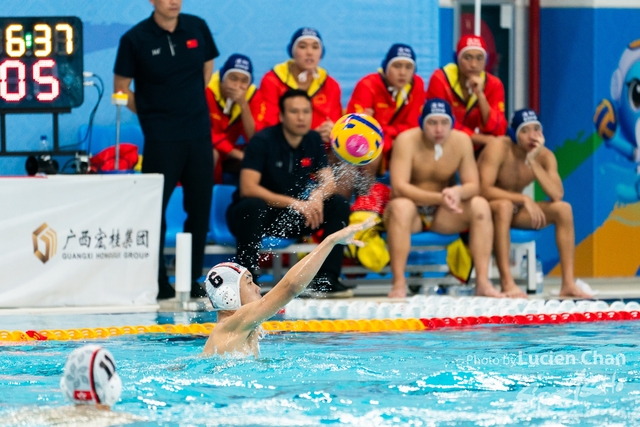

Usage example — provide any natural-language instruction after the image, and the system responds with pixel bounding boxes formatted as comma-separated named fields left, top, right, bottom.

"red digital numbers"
left=33, top=59, right=59, bottom=101
left=0, top=59, right=60, bottom=102
left=0, top=60, right=25, bottom=101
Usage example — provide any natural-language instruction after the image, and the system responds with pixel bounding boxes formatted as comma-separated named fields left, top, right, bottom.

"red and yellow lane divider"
left=0, top=318, right=426, bottom=341
left=1, top=311, right=638, bottom=342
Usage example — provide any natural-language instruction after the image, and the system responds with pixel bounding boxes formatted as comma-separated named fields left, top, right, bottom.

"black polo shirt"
left=114, top=13, right=218, bottom=142
left=239, top=124, right=328, bottom=200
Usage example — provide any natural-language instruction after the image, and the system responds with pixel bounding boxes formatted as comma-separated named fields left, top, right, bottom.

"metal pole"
left=529, top=0, right=541, bottom=113
left=474, top=0, right=481, bottom=36
left=115, top=105, right=121, bottom=171
left=0, top=114, right=5, bottom=154
left=53, top=113, right=59, bottom=152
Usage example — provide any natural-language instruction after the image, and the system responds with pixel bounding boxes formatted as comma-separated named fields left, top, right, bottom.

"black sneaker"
left=157, top=281, right=176, bottom=300
left=306, top=275, right=354, bottom=299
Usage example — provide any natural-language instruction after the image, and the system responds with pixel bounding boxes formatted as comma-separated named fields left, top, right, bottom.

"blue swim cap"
left=287, top=27, right=325, bottom=58
left=509, top=108, right=542, bottom=143
left=220, top=53, right=253, bottom=83
left=381, top=43, right=416, bottom=74
left=419, top=98, right=454, bottom=129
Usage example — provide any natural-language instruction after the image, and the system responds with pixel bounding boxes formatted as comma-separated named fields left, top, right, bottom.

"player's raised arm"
left=220, top=219, right=375, bottom=332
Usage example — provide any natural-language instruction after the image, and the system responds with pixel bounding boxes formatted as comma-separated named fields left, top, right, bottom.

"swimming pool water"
left=1, top=314, right=639, bottom=426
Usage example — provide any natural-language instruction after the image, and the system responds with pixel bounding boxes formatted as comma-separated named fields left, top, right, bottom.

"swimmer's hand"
left=526, top=136, right=545, bottom=165
left=466, top=75, right=485, bottom=96
left=316, top=119, right=334, bottom=143
left=523, top=196, right=546, bottom=229
left=327, top=217, right=377, bottom=247
left=442, top=187, right=463, bottom=214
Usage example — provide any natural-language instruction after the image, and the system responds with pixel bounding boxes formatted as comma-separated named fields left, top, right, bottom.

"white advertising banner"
left=0, top=174, right=163, bottom=308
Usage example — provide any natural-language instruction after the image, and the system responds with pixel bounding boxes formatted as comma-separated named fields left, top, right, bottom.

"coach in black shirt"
left=227, top=90, right=352, bottom=297
left=114, top=0, right=218, bottom=299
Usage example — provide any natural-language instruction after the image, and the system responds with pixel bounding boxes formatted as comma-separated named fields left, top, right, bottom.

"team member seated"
left=226, top=89, right=352, bottom=297
left=384, top=99, right=498, bottom=298
left=341, top=43, right=425, bottom=197
left=259, top=27, right=342, bottom=145
left=426, top=35, right=507, bottom=154
left=477, top=109, right=592, bottom=298
left=205, top=54, right=265, bottom=184
left=203, top=220, right=373, bottom=356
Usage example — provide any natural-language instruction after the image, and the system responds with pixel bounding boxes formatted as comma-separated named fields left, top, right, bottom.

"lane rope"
left=3, top=298, right=639, bottom=341
left=1, top=310, right=639, bottom=341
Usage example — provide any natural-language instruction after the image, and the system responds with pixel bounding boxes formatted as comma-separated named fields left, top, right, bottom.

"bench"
left=164, top=184, right=539, bottom=293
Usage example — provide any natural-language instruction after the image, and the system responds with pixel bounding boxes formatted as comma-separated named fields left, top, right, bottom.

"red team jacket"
left=206, top=71, right=266, bottom=182
left=347, top=71, right=425, bottom=158
left=205, top=70, right=265, bottom=156
left=426, top=63, right=507, bottom=139
left=260, top=60, right=343, bottom=129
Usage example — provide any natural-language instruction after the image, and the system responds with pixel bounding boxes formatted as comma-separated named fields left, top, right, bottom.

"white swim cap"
left=60, top=345, right=122, bottom=407
left=205, top=262, right=248, bottom=310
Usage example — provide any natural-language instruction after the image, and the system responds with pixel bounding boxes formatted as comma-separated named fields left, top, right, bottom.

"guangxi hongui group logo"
left=32, top=223, right=57, bottom=263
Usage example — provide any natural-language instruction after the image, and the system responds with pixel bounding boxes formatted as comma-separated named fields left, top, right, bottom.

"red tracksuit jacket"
left=426, top=63, right=507, bottom=138
left=347, top=71, right=425, bottom=158
left=206, top=71, right=265, bottom=182
left=260, top=60, right=342, bottom=129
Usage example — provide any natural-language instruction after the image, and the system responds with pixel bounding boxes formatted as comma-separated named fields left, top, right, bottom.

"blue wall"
left=439, top=6, right=454, bottom=68
left=538, top=6, right=640, bottom=274
left=1, top=0, right=440, bottom=175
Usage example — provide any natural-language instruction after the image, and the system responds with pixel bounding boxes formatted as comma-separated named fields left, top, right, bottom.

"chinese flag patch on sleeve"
left=186, top=39, right=198, bottom=49
left=301, top=158, right=312, bottom=167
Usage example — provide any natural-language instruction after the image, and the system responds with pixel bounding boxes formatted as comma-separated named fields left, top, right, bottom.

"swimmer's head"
left=419, top=98, right=454, bottom=144
left=420, top=98, right=455, bottom=129
left=509, top=108, right=543, bottom=144
left=220, top=53, right=253, bottom=84
left=60, top=345, right=122, bottom=408
left=205, top=262, right=256, bottom=311
left=456, top=35, right=487, bottom=76
left=381, top=43, right=416, bottom=89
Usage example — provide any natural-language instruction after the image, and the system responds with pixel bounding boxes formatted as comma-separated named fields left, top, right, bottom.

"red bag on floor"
left=90, top=143, right=139, bottom=172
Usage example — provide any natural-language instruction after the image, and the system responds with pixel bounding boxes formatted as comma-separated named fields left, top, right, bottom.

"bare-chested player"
left=477, top=108, right=592, bottom=298
left=202, top=219, right=374, bottom=356
left=384, top=98, right=499, bottom=298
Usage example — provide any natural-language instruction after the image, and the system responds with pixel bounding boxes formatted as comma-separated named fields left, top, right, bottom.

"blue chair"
left=510, top=229, right=539, bottom=293
left=406, top=232, right=459, bottom=281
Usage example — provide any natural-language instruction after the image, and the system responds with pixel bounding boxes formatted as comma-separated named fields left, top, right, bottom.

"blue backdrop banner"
left=1, top=0, right=439, bottom=174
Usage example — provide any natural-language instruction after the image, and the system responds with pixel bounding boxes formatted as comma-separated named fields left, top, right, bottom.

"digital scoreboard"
left=0, top=17, right=83, bottom=111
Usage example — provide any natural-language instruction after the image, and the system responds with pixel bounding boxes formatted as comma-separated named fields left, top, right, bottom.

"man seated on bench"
left=384, top=98, right=499, bottom=298
left=226, top=89, right=352, bottom=298
left=203, top=219, right=373, bottom=356
left=477, top=108, right=592, bottom=298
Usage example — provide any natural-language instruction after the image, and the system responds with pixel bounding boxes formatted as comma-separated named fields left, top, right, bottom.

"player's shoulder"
left=412, top=73, right=425, bottom=86
left=323, top=73, right=342, bottom=89
left=179, top=13, right=206, bottom=26
left=479, top=137, right=511, bottom=165
left=449, top=129, right=473, bottom=147
left=485, top=71, right=505, bottom=87
left=260, top=68, right=279, bottom=85
left=398, top=127, right=423, bottom=142
left=538, top=145, right=558, bottom=163
left=356, top=73, right=382, bottom=88
left=121, top=17, right=152, bottom=40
